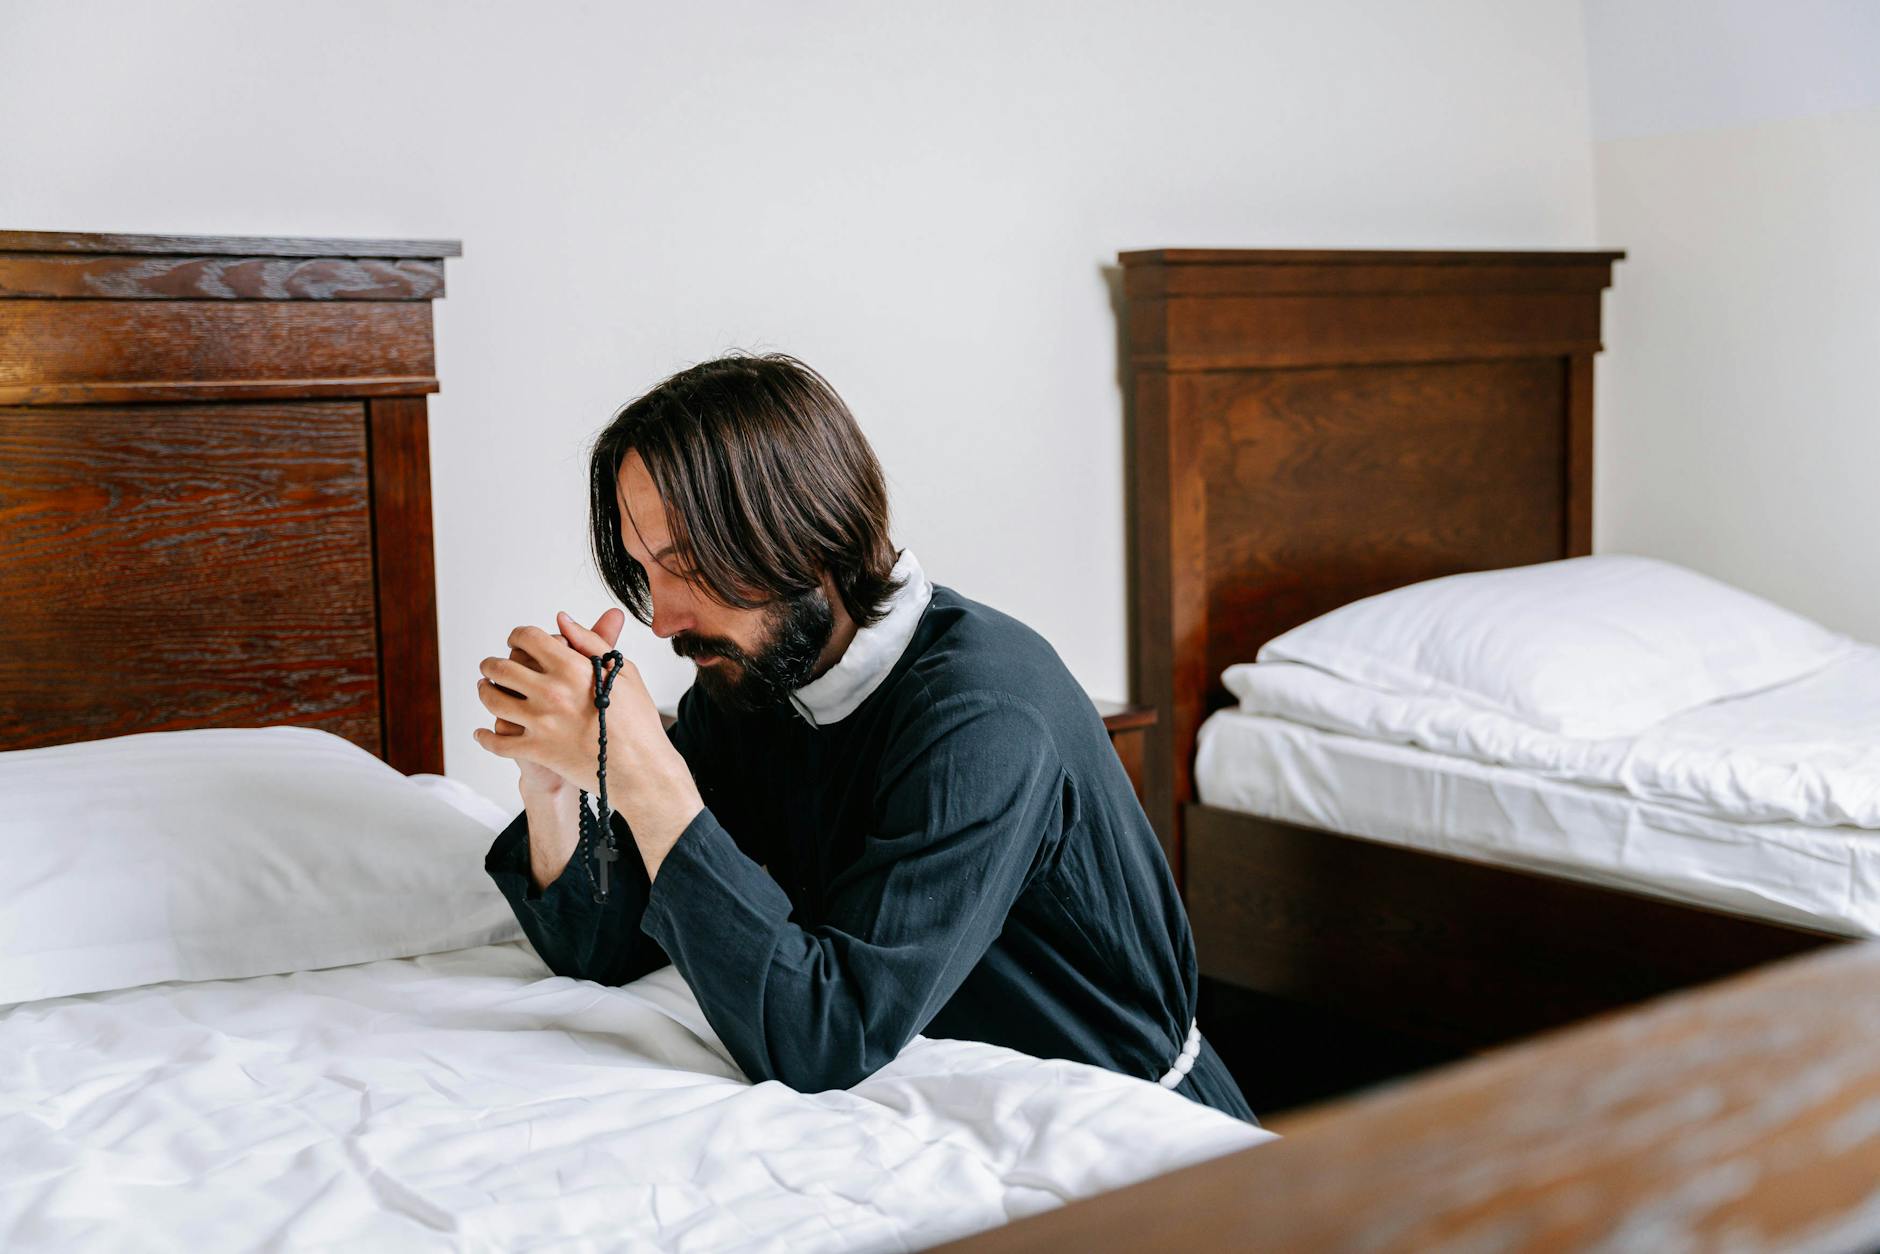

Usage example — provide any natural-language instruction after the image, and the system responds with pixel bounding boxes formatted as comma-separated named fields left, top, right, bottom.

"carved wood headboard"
left=1121, top=248, right=1623, bottom=881
left=0, top=230, right=461, bottom=773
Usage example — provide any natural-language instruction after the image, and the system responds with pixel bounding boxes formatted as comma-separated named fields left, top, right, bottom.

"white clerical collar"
left=789, top=550, right=933, bottom=727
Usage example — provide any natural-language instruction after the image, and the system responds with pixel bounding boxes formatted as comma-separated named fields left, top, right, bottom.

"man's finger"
left=556, top=609, right=623, bottom=659
left=472, top=726, right=522, bottom=759
left=506, top=624, right=562, bottom=662
left=492, top=631, right=570, bottom=736
left=594, top=608, right=626, bottom=648
left=476, top=677, right=528, bottom=723
left=507, top=633, right=562, bottom=673
left=479, top=656, right=540, bottom=696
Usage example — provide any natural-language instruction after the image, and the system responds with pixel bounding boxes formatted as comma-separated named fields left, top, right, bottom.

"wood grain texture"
left=0, top=230, right=461, bottom=258
left=1126, top=364, right=1206, bottom=870
left=1134, top=292, right=1605, bottom=372
left=367, top=397, right=444, bottom=775
left=0, top=377, right=444, bottom=406
left=1121, top=247, right=1619, bottom=881
left=1, top=229, right=455, bottom=771
left=934, top=941, right=1880, bottom=1254
left=0, top=299, right=436, bottom=403
left=1565, top=352, right=1596, bottom=555
left=0, top=253, right=445, bottom=300
left=1125, top=365, right=1177, bottom=860
left=1090, top=699, right=1157, bottom=732
left=1185, top=806, right=1837, bottom=1050
left=0, top=403, right=382, bottom=753
left=1126, top=259, right=1619, bottom=299
left=1119, top=248, right=1626, bottom=267
left=1195, top=358, right=1566, bottom=703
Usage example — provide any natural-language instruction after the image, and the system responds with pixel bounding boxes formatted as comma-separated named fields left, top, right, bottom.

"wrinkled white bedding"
left=1, top=940, right=1268, bottom=1253
left=1196, top=709, right=1880, bottom=936
left=1223, top=646, right=1880, bottom=829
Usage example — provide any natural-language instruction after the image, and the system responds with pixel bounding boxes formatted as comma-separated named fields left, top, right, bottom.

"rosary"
left=579, top=650, right=625, bottom=903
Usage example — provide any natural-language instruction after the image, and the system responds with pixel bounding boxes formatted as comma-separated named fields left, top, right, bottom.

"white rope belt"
left=1156, top=1018, right=1201, bottom=1088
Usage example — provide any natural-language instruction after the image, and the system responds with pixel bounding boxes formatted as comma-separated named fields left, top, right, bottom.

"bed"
left=1201, top=609, right=1880, bottom=939
left=0, top=230, right=1267, bottom=1252
left=0, top=733, right=1260, bottom=1251
left=1120, top=247, right=1848, bottom=1061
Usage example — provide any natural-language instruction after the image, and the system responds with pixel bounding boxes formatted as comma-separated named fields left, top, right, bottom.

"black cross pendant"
left=595, top=837, right=620, bottom=896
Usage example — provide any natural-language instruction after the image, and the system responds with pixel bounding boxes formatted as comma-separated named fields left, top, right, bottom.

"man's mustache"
left=672, top=632, right=746, bottom=664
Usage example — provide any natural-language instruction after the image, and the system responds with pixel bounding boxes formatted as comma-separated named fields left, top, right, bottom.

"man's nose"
left=649, top=600, right=694, bottom=640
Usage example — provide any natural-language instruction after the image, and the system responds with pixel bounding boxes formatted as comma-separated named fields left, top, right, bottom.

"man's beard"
left=671, top=586, right=836, bottom=714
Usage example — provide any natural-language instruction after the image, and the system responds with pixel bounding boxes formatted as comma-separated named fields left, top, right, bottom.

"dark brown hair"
left=588, top=352, right=904, bottom=628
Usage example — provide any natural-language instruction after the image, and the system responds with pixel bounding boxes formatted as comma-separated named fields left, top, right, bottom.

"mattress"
left=1, top=938, right=1267, bottom=1252
left=1195, top=709, right=1880, bottom=937
left=1223, top=648, right=1880, bottom=830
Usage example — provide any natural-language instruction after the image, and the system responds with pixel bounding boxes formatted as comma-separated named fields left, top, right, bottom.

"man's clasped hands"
left=473, top=610, right=703, bottom=880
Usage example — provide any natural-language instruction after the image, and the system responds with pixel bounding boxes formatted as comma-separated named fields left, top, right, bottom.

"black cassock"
left=483, top=585, right=1257, bottom=1124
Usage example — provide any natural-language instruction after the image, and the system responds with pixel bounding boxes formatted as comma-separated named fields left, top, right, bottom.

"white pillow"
left=1249, top=555, right=1855, bottom=739
left=0, top=726, right=521, bottom=1007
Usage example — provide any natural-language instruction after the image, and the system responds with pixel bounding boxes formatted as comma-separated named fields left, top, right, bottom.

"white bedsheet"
left=1196, top=709, right=1880, bottom=937
left=1, top=940, right=1267, bottom=1253
left=1223, top=647, right=1880, bottom=829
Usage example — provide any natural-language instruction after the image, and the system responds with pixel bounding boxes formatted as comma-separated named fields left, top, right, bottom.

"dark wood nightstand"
left=1092, top=699, right=1157, bottom=806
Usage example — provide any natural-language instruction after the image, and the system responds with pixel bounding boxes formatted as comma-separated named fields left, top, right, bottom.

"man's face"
left=615, top=452, right=834, bottom=712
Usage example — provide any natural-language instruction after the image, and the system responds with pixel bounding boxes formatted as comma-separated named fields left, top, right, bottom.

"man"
left=474, top=352, right=1256, bottom=1124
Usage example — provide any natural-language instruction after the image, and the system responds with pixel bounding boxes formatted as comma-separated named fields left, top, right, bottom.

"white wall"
left=0, top=0, right=1598, bottom=805
left=1585, top=0, right=1880, bottom=641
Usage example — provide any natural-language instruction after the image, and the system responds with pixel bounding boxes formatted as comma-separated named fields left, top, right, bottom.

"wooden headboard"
left=0, top=230, right=461, bottom=773
left=1121, top=248, right=1623, bottom=880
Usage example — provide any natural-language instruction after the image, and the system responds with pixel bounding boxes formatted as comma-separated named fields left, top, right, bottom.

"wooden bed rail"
left=933, top=939, right=1880, bottom=1253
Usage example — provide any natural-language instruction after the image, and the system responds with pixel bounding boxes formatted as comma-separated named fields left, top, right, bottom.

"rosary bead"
left=582, top=650, right=626, bottom=904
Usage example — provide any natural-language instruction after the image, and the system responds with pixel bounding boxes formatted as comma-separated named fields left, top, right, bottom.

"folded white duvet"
left=0, top=941, right=1267, bottom=1252
left=1224, top=647, right=1880, bottom=829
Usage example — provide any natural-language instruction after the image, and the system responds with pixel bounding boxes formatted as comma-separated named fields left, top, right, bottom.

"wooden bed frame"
left=1121, top=248, right=1841, bottom=1056
left=0, top=230, right=460, bottom=774
left=936, top=939, right=1880, bottom=1253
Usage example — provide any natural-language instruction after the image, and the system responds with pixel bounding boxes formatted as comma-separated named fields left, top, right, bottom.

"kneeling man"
left=476, top=352, right=1255, bottom=1124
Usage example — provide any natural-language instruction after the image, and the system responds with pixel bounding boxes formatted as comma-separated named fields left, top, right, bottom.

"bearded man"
left=474, top=353, right=1255, bottom=1124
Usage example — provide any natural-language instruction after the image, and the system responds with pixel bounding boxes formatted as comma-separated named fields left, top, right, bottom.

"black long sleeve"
left=639, top=690, right=1068, bottom=1093
left=482, top=804, right=671, bottom=987
left=482, top=684, right=748, bottom=989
